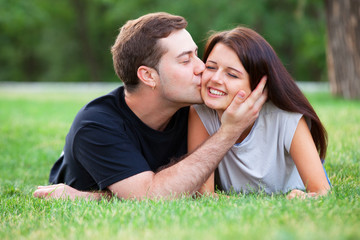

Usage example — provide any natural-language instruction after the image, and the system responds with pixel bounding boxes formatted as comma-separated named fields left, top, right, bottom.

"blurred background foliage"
left=0, top=0, right=327, bottom=83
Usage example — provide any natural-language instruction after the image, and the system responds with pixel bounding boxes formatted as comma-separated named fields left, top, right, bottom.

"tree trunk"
left=71, top=0, right=100, bottom=82
left=325, top=0, right=360, bottom=99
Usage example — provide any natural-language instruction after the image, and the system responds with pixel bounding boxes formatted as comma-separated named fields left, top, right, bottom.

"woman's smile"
left=201, top=43, right=251, bottom=112
left=208, top=87, right=227, bottom=97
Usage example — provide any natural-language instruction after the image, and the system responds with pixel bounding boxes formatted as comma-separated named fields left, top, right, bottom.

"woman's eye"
left=228, top=73, right=238, bottom=78
left=206, top=66, right=215, bottom=70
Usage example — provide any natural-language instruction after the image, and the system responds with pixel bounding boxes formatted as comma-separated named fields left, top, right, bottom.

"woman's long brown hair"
left=203, top=27, right=328, bottom=159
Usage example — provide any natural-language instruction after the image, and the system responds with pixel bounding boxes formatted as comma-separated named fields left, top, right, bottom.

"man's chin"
left=186, top=93, right=203, bottom=105
left=192, top=97, right=204, bottom=105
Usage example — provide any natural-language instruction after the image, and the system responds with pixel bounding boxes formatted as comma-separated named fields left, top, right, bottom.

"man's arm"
left=108, top=127, right=239, bottom=199
left=108, top=76, right=268, bottom=199
left=34, top=77, right=267, bottom=200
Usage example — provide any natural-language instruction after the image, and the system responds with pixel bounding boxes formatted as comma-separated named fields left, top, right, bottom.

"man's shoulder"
left=83, top=87, right=122, bottom=112
left=72, top=87, right=126, bottom=129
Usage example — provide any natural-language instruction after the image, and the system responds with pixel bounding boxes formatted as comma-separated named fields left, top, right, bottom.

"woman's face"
left=201, top=43, right=251, bottom=112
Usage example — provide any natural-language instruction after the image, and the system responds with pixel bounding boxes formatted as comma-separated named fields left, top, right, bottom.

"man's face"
left=156, top=29, right=205, bottom=107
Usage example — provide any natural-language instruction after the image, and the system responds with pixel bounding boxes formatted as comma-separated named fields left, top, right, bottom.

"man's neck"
left=124, top=88, right=182, bottom=131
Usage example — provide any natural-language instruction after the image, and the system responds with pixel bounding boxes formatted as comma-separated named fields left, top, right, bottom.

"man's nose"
left=194, top=57, right=205, bottom=75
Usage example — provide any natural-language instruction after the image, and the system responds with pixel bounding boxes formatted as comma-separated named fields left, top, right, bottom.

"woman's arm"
left=289, top=117, right=330, bottom=198
left=188, top=106, right=214, bottom=194
left=198, top=172, right=215, bottom=195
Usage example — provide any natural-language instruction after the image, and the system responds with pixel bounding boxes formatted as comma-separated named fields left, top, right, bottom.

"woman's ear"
left=137, top=66, right=158, bottom=90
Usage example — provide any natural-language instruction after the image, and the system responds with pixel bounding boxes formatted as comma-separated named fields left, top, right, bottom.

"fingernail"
left=237, top=91, right=246, bottom=99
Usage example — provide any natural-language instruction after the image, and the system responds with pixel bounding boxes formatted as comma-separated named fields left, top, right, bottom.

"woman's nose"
left=210, top=70, right=223, bottom=84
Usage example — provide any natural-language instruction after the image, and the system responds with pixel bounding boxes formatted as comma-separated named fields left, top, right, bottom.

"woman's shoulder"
left=261, top=101, right=301, bottom=119
left=259, top=101, right=306, bottom=137
left=192, top=104, right=220, bottom=134
left=193, top=104, right=217, bottom=117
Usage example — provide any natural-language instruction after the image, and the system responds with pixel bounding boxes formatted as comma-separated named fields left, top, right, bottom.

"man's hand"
left=41, top=78, right=266, bottom=201
left=221, top=76, right=267, bottom=138
left=33, top=184, right=79, bottom=200
left=33, top=184, right=111, bottom=201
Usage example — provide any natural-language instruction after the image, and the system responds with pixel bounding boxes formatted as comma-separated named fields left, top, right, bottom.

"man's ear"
left=137, top=66, right=158, bottom=89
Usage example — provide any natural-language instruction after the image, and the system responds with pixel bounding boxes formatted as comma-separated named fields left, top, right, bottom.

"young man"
left=33, top=12, right=267, bottom=200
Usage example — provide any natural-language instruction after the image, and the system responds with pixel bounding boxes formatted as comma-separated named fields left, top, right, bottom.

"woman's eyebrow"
left=207, top=60, right=244, bottom=76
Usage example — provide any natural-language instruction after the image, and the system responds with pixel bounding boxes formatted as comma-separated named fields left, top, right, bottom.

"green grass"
left=1, top=88, right=359, bottom=240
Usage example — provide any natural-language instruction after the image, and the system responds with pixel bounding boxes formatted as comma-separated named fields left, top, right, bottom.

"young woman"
left=188, top=27, right=330, bottom=198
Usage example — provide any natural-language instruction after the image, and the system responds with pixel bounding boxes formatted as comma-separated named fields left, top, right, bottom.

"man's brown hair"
left=111, top=12, right=187, bottom=92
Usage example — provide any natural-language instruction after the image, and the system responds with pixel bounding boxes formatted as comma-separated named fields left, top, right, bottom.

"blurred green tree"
left=0, top=0, right=327, bottom=83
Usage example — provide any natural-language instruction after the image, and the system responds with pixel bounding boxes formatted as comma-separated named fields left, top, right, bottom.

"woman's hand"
left=286, top=189, right=317, bottom=200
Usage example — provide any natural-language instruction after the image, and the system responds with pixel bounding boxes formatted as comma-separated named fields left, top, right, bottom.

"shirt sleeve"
left=283, top=112, right=303, bottom=153
left=193, top=104, right=220, bottom=136
left=73, top=124, right=151, bottom=190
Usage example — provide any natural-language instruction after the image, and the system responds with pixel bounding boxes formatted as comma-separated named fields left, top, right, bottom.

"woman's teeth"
left=209, top=88, right=225, bottom=96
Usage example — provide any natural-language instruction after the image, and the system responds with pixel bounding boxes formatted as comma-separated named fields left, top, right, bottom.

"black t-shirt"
left=49, top=86, right=189, bottom=190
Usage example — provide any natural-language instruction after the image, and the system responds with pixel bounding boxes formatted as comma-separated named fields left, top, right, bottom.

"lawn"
left=0, top=85, right=359, bottom=240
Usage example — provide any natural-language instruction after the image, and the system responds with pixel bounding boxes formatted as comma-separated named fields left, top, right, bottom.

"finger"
left=252, top=78, right=268, bottom=108
left=306, top=192, right=317, bottom=198
left=36, top=187, right=68, bottom=200
left=37, top=185, right=53, bottom=189
left=37, top=184, right=64, bottom=189
left=286, top=189, right=304, bottom=200
left=225, top=90, right=247, bottom=113
left=287, top=190, right=299, bottom=200
left=240, top=76, right=267, bottom=111
left=254, top=86, right=268, bottom=106
left=33, top=189, right=53, bottom=199
left=286, top=192, right=295, bottom=200
left=249, top=76, right=267, bottom=100
left=33, top=189, right=43, bottom=198
left=256, top=76, right=267, bottom=93
left=252, top=90, right=267, bottom=116
left=300, top=193, right=308, bottom=200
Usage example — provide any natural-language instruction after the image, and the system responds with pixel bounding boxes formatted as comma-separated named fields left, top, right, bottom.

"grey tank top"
left=194, top=101, right=306, bottom=194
